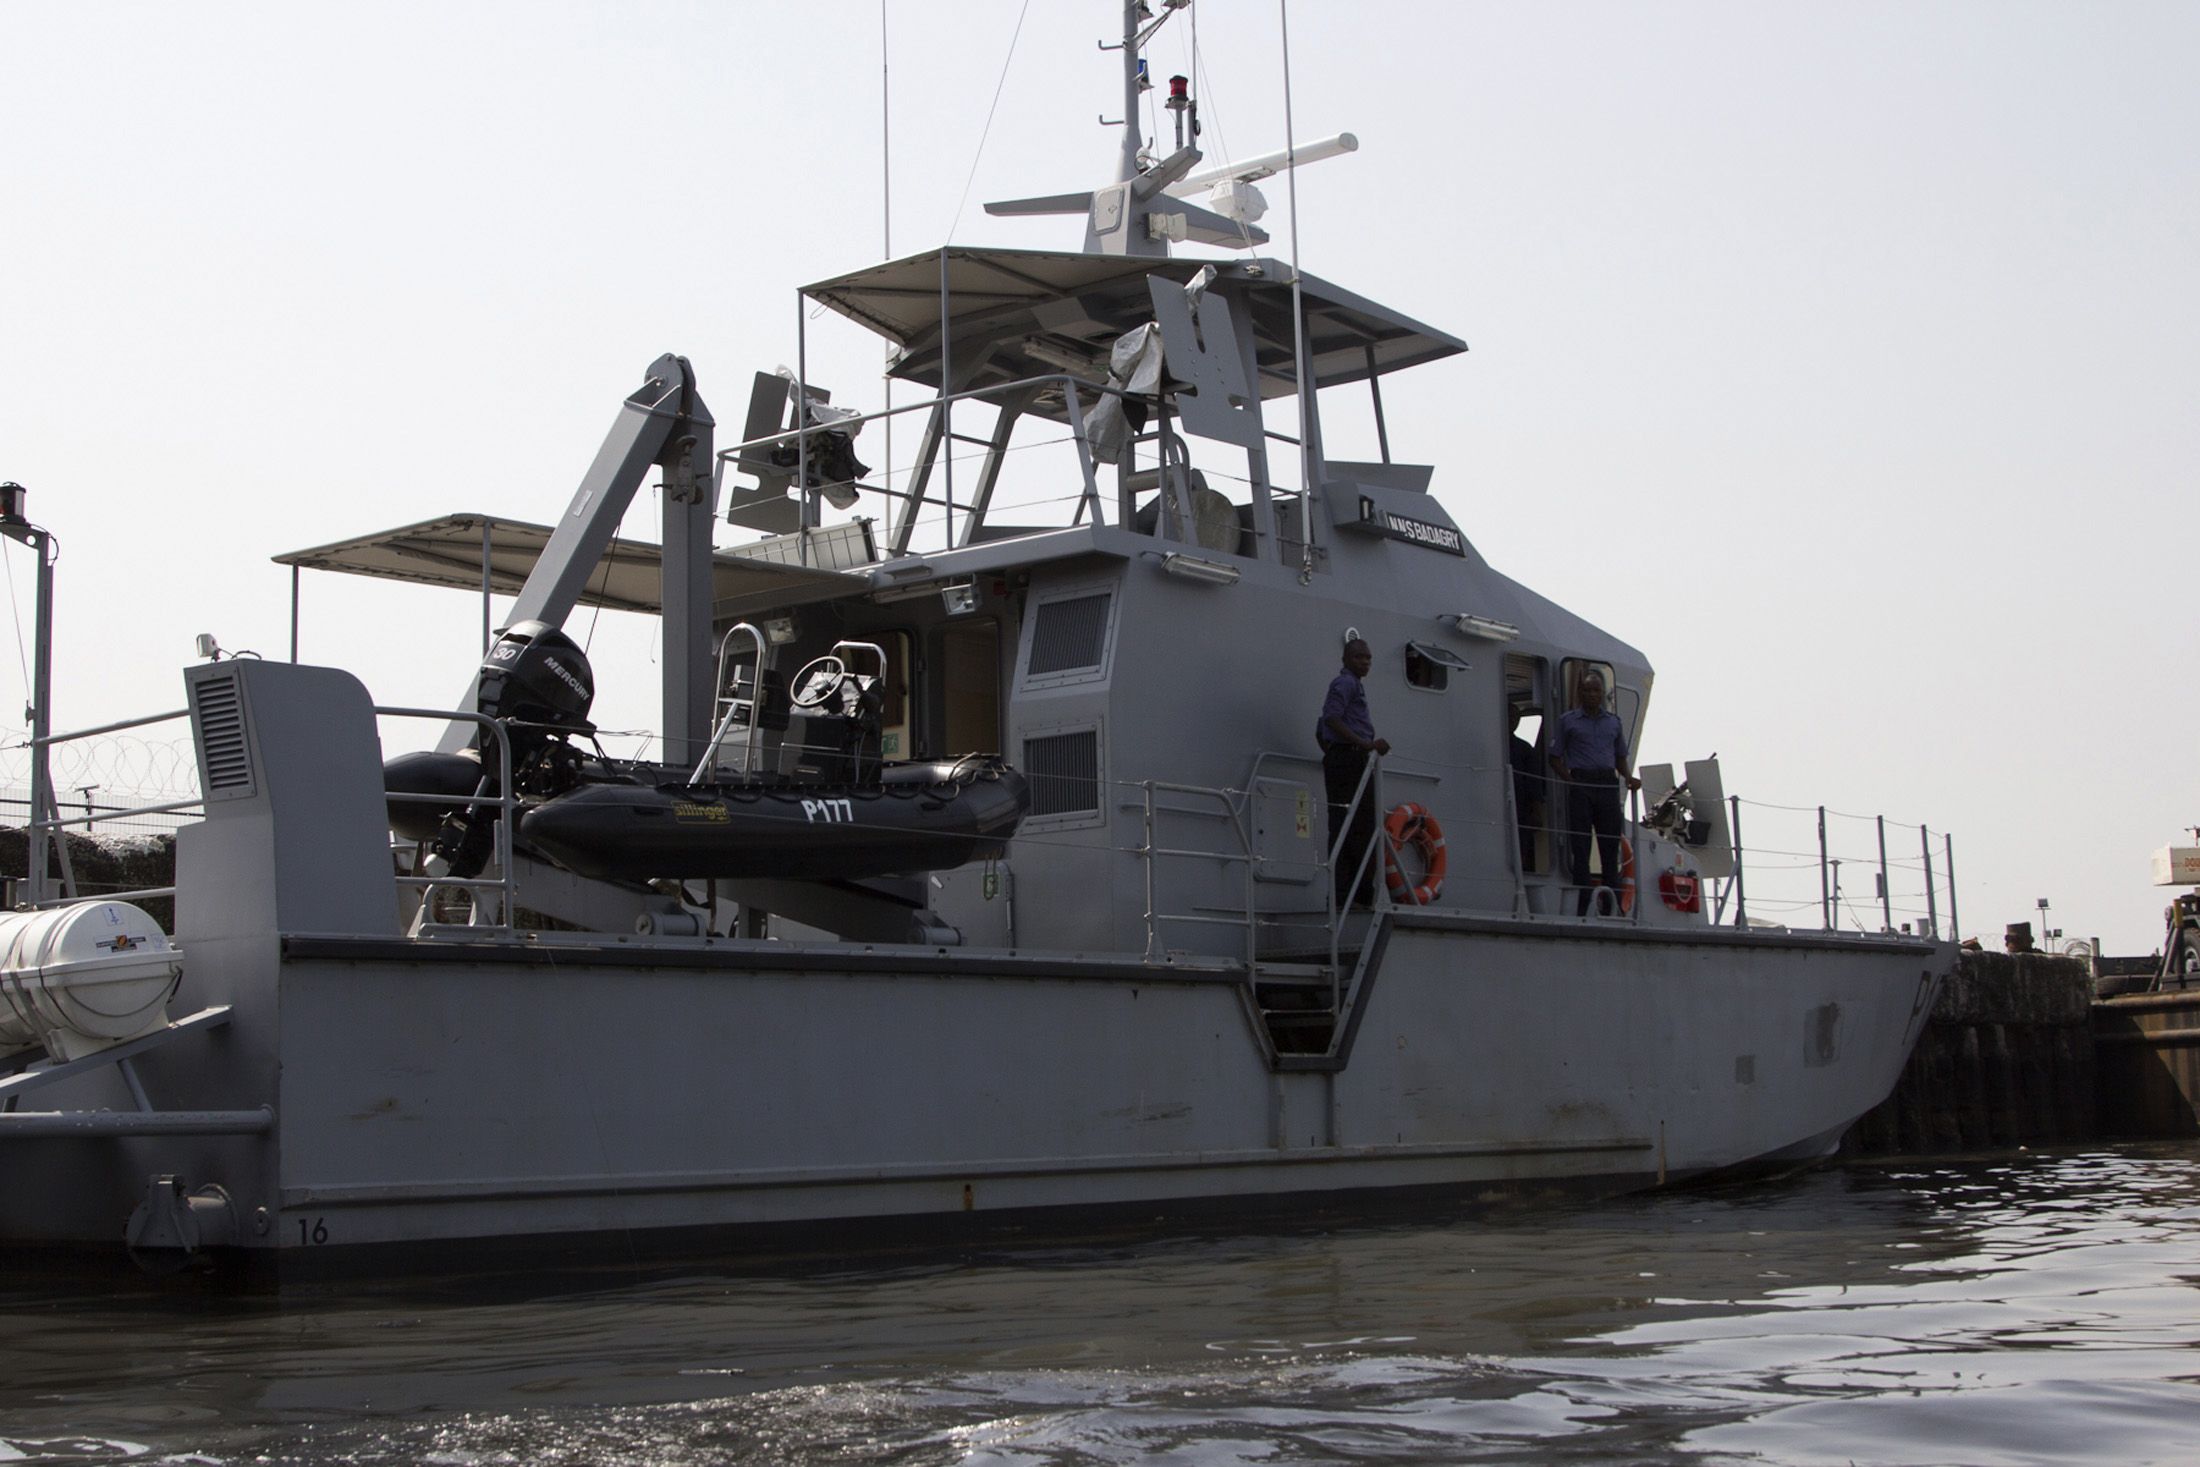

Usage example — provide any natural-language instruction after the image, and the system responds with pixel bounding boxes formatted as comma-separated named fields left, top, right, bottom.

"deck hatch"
left=189, top=670, right=257, bottom=801
left=1026, top=592, right=1113, bottom=678
left=1022, top=729, right=1100, bottom=818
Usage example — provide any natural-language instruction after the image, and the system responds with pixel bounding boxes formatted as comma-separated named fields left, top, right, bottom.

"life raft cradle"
left=0, top=1005, right=267, bottom=1136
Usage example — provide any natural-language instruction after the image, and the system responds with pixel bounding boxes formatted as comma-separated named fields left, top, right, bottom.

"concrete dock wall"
left=1843, top=952, right=2096, bottom=1155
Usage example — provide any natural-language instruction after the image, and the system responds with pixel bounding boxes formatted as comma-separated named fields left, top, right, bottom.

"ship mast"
left=985, top=0, right=1254, bottom=256
left=1114, top=0, right=1145, bottom=188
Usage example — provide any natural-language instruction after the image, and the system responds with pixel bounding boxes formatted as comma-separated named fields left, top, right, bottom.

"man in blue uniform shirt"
left=1317, top=638, right=1390, bottom=908
left=1548, top=670, right=1640, bottom=916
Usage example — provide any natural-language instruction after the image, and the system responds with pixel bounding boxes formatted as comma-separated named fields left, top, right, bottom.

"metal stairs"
left=1246, top=910, right=1391, bottom=1071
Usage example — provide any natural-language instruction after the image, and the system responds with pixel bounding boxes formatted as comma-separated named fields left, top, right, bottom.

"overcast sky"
left=3, top=1, right=2194, bottom=951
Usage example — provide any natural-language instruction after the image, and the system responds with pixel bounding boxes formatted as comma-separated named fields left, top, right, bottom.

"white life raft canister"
left=0, top=902, right=182, bottom=1063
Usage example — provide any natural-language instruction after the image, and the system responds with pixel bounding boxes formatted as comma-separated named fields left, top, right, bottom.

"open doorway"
left=936, top=620, right=1002, bottom=756
left=1504, top=653, right=1550, bottom=875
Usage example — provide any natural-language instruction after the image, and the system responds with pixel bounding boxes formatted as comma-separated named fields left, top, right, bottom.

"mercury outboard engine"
left=477, top=620, right=596, bottom=797
left=385, top=621, right=602, bottom=879
left=479, top=620, right=595, bottom=732
left=422, top=621, right=598, bottom=873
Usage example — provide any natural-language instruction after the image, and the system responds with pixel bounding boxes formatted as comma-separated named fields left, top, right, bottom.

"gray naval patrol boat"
left=3, top=5, right=1954, bottom=1278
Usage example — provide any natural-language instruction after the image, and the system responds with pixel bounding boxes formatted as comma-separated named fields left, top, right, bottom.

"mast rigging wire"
left=947, top=0, right=1034, bottom=242
left=581, top=489, right=626, bottom=657
left=1278, top=0, right=1314, bottom=522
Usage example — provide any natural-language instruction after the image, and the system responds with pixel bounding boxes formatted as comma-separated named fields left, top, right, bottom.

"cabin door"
left=936, top=620, right=1003, bottom=757
left=1505, top=653, right=1555, bottom=884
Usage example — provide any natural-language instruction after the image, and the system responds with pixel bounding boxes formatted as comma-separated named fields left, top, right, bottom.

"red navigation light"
left=1168, top=74, right=1189, bottom=99
left=0, top=483, right=24, bottom=524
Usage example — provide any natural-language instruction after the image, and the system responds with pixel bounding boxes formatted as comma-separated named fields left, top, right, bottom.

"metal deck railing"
left=379, top=707, right=518, bottom=931
left=716, top=370, right=1323, bottom=575
left=1121, top=751, right=1961, bottom=953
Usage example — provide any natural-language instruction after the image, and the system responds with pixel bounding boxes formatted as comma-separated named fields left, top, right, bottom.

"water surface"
left=5, top=1145, right=2199, bottom=1464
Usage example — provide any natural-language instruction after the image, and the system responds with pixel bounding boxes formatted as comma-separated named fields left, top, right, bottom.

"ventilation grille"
left=1027, top=592, right=1112, bottom=677
left=191, top=671, right=256, bottom=797
left=1022, top=730, right=1100, bottom=818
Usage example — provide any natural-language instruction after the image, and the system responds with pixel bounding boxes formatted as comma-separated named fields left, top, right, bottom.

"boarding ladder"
left=1133, top=754, right=1401, bottom=1073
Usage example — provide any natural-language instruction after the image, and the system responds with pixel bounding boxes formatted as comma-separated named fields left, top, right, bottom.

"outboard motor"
left=479, top=620, right=596, bottom=733
left=424, top=621, right=599, bottom=872
left=385, top=621, right=600, bottom=878
left=477, top=620, right=596, bottom=798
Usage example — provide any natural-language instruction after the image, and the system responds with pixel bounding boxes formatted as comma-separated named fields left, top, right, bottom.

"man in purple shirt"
left=1317, top=639, right=1390, bottom=908
left=1547, top=670, right=1641, bottom=916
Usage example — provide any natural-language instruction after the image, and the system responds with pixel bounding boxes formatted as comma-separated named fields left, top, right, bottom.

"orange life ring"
left=1382, top=803, right=1447, bottom=905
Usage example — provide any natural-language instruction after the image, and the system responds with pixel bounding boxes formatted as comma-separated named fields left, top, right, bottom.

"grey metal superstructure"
left=1, top=5, right=1952, bottom=1275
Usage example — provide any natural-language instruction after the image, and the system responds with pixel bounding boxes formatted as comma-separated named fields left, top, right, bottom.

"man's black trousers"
left=1564, top=775, right=1624, bottom=915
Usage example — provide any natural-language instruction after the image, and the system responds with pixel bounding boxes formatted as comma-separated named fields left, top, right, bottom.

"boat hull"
left=2, top=915, right=1944, bottom=1272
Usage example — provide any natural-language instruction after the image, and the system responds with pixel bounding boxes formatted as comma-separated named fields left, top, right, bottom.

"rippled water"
left=5, top=1145, right=2200, bottom=1465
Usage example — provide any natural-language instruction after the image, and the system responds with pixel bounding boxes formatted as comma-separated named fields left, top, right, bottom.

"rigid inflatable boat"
left=383, top=622, right=1028, bottom=885
left=518, top=757, right=1026, bottom=883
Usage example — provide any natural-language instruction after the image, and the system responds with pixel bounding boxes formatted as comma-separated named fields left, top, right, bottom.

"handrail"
left=1243, top=746, right=1433, bottom=998
left=1325, top=753, right=1383, bottom=983
left=35, top=797, right=205, bottom=830
left=1631, top=783, right=1643, bottom=927
left=1717, top=793, right=1958, bottom=941
left=376, top=706, right=517, bottom=930
left=53, top=884, right=175, bottom=906
left=1240, top=746, right=1958, bottom=945
left=720, top=372, right=1118, bottom=554
left=719, top=371, right=1133, bottom=464
left=25, top=706, right=198, bottom=910
left=1134, top=777, right=1257, bottom=968
left=693, top=621, right=768, bottom=782
left=28, top=701, right=523, bottom=931
left=1129, top=758, right=1452, bottom=986
left=31, top=707, right=190, bottom=745
left=831, top=640, right=889, bottom=682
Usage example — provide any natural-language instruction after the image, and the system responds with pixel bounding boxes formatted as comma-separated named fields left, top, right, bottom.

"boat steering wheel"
left=789, top=654, right=848, bottom=709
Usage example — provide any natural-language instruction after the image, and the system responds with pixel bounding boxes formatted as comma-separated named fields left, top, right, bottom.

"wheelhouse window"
left=1405, top=640, right=1468, bottom=692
